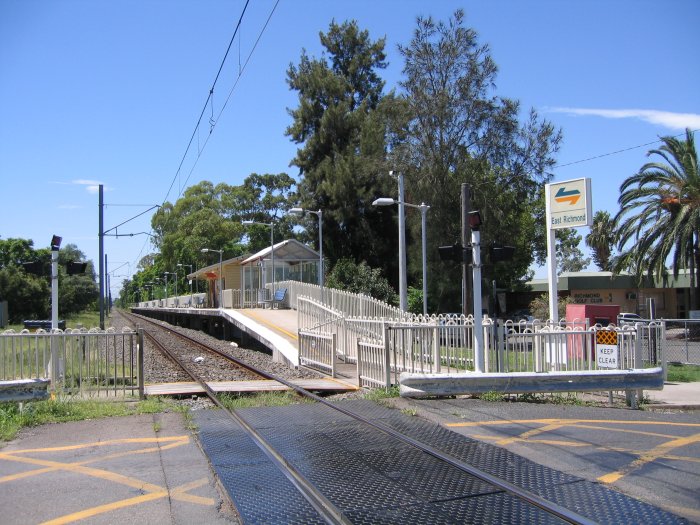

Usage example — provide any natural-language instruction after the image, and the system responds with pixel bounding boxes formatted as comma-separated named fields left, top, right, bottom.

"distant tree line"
left=0, top=238, right=98, bottom=323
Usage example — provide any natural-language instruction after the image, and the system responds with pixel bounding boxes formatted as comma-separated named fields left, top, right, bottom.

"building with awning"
left=186, top=239, right=320, bottom=308
left=187, top=255, right=247, bottom=307
left=507, top=270, right=693, bottom=319
left=241, top=239, right=320, bottom=294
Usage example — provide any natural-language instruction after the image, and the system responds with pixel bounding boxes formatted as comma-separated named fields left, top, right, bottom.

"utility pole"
left=99, top=184, right=105, bottom=329
left=461, top=184, right=473, bottom=316
left=396, top=172, right=408, bottom=311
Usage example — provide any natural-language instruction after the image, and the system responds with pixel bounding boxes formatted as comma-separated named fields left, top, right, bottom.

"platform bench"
left=262, top=288, right=288, bottom=309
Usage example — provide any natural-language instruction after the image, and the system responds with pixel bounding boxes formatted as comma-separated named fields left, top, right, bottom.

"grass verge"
left=218, top=390, right=310, bottom=411
left=363, top=385, right=400, bottom=402
left=666, top=364, right=700, bottom=383
left=0, top=395, right=179, bottom=442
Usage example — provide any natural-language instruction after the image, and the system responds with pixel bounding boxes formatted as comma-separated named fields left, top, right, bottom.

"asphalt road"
left=387, top=397, right=700, bottom=523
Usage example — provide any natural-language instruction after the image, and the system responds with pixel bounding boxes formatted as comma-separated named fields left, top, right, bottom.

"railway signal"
left=66, top=261, right=88, bottom=275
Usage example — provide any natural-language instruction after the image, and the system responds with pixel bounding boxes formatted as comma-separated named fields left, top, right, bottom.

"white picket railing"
left=134, top=279, right=666, bottom=394
left=1, top=327, right=144, bottom=397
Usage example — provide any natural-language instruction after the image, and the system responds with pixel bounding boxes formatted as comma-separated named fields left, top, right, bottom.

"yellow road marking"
left=495, top=420, right=569, bottom=446
left=244, top=310, right=298, bottom=340
left=0, top=435, right=214, bottom=524
left=39, top=479, right=214, bottom=525
left=2, top=453, right=166, bottom=493
left=7, top=435, right=189, bottom=454
left=447, top=418, right=700, bottom=428
left=598, top=432, right=700, bottom=484
left=445, top=418, right=700, bottom=487
left=471, top=434, right=588, bottom=447
left=0, top=436, right=189, bottom=484
left=40, top=491, right=167, bottom=525
left=171, top=478, right=216, bottom=505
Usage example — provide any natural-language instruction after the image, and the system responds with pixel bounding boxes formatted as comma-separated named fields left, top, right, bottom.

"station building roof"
left=187, top=239, right=319, bottom=279
left=241, top=239, right=319, bottom=266
left=187, top=255, right=247, bottom=280
left=527, top=270, right=692, bottom=292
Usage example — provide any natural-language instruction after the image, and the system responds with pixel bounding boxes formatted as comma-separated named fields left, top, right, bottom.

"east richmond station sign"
left=547, top=178, right=592, bottom=229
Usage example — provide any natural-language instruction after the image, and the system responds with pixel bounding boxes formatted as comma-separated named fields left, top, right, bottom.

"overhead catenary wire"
left=129, top=0, right=280, bottom=274
left=163, top=0, right=251, bottom=206
left=557, top=128, right=699, bottom=168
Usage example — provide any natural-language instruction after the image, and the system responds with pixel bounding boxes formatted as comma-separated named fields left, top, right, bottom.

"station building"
left=510, top=270, right=693, bottom=319
left=188, top=239, right=320, bottom=307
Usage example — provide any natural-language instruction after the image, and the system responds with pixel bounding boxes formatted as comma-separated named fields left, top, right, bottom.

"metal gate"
left=1, top=328, right=143, bottom=397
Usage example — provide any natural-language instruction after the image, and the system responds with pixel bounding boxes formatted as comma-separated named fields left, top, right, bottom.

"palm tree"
left=614, top=129, right=699, bottom=308
left=585, top=210, right=616, bottom=271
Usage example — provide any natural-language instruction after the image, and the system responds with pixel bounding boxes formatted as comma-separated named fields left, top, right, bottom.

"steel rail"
left=128, top=310, right=596, bottom=525
left=125, top=312, right=273, bottom=380
left=125, top=312, right=351, bottom=525
left=237, top=371, right=597, bottom=525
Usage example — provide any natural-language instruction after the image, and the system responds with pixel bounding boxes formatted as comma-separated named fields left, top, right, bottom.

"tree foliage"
left=142, top=174, right=298, bottom=304
left=528, top=293, right=573, bottom=321
left=392, top=10, right=562, bottom=310
left=585, top=210, right=616, bottom=271
left=326, top=258, right=398, bottom=305
left=614, top=129, right=699, bottom=307
left=0, top=238, right=97, bottom=323
left=286, top=20, right=399, bottom=281
left=555, top=228, right=590, bottom=274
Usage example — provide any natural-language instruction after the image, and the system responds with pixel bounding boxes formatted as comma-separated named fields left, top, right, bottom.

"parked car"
left=617, top=313, right=643, bottom=326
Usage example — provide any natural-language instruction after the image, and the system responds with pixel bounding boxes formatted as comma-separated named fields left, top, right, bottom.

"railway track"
left=122, top=310, right=267, bottom=383
left=121, top=309, right=603, bottom=524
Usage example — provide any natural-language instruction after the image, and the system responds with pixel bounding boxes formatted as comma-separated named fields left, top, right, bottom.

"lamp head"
left=242, top=220, right=254, bottom=225
left=201, top=248, right=210, bottom=253
left=289, top=207, right=304, bottom=216
left=372, top=198, right=396, bottom=206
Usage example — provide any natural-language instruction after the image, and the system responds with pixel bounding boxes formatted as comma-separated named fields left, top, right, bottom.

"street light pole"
left=178, top=263, right=193, bottom=304
left=288, top=207, right=323, bottom=295
left=372, top=197, right=430, bottom=315
left=396, top=172, right=408, bottom=311
left=163, top=272, right=171, bottom=306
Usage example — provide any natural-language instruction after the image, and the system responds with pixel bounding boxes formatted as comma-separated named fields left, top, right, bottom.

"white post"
left=50, top=247, right=59, bottom=382
left=472, top=229, right=484, bottom=373
left=397, top=172, right=408, bottom=311
left=51, top=249, right=59, bottom=329
left=318, top=210, right=324, bottom=295
left=545, top=184, right=559, bottom=322
left=218, top=251, right=223, bottom=309
left=420, top=204, right=428, bottom=315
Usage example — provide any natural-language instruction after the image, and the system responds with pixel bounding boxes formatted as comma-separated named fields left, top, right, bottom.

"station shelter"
left=188, top=239, right=320, bottom=308
left=240, top=239, right=320, bottom=296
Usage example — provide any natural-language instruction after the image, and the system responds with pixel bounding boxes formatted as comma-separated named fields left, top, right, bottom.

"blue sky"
left=2, top=0, right=699, bottom=297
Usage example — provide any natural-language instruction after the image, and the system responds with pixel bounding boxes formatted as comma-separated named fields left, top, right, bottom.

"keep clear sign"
left=596, top=330, right=619, bottom=369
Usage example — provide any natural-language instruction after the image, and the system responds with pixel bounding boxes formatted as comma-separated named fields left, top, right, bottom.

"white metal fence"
left=0, top=328, right=144, bottom=397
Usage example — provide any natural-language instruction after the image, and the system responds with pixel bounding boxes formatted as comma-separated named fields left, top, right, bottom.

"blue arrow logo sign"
left=555, top=187, right=581, bottom=205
